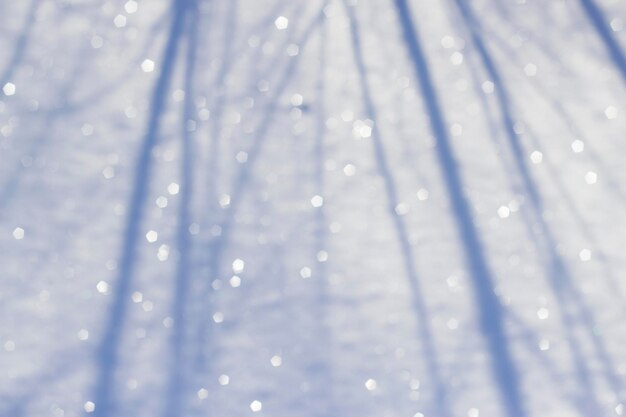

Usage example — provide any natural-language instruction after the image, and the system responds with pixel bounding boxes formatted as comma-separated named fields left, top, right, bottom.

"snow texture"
left=1, top=0, right=626, bottom=416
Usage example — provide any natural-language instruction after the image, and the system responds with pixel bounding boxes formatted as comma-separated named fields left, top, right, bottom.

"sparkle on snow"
left=2, top=2, right=624, bottom=417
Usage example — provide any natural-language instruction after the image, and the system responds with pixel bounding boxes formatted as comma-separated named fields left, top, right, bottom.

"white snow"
left=1, top=1, right=626, bottom=417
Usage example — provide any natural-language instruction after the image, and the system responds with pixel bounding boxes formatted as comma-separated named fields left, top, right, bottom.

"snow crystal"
left=96, top=281, right=109, bottom=294
left=141, top=59, right=155, bottom=72
left=124, top=0, right=138, bottom=14
left=343, top=164, right=356, bottom=176
left=585, top=171, right=598, bottom=184
left=450, top=51, right=463, bottom=65
left=274, top=16, right=288, bottom=30
left=523, top=63, right=537, bottom=77
left=232, top=258, right=245, bottom=273
left=571, top=139, right=585, bottom=153
left=605, top=105, right=618, bottom=119
left=218, top=374, right=230, bottom=385
left=84, top=402, right=95, bottom=413
left=167, top=182, right=180, bottom=195
left=2, top=82, right=16, bottom=96
left=250, top=400, right=263, bottom=412
left=113, top=14, right=127, bottom=28
left=213, top=312, right=224, bottom=323
left=468, top=408, right=480, bottom=417
left=229, top=275, right=241, bottom=287
left=416, top=188, right=429, bottom=201
left=311, top=195, right=324, bottom=208
left=145, top=230, right=158, bottom=243
left=299, top=266, right=312, bottom=279
left=537, top=308, right=549, bottom=320
left=530, top=150, right=543, bottom=164
left=197, top=388, right=209, bottom=400
left=270, top=355, right=282, bottom=367
left=579, top=248, right=592, bottom=261
left=12, top=227, right=24, bottom=240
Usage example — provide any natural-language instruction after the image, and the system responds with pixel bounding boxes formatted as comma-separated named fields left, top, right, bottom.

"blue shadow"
left=392, top=1, right=526, bottom=416
left=88, top=1, right=190, bottom=416
left=345, top=2, right=452, bottom=416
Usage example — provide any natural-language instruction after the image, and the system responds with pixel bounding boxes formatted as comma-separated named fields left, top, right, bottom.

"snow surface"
left=2, top=0, right=626, bottom=416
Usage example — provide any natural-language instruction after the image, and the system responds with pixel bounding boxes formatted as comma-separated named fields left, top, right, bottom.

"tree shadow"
left=87, top=1, right=190, bottom=416
left=63, top=11, right=172, bottom=114
left=344, top=3, right=451, bottom=416
left=482, top=23, right=626, bottom=207
left=459, top=27, right=602, bottom=417
left=161, top=2, right=199, bottom=417
left=577, top=0, right=626, bottom=87
left=308, top=10, right=337, bottom=416
left=0, top=40, right=96, bottom=219
left=485, top=0, right=574, bottom=73
left=192, top=3, right=326, bottom=390
left=0, top=8, right=169, bottom=219
left=467, top=22, right=626, bottom=308
left=451, top=1, right=624, bottom=413
left=0, top=0, right=40, bottom=88
left=0, top=355, right=81, bottom=417
left=392, top=1, right=526, bottom=416
left=504, top=311, right=582, bottom=409
left=203, top=0, right=239, bottom=222
left=458, top=46, right=582, bottom=409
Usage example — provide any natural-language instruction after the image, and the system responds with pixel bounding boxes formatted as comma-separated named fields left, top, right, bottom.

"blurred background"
left=1, top=0, right=626, bottom=416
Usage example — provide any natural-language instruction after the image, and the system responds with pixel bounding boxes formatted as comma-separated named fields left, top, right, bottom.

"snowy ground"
left=2, top=0, right=626, bottom=416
